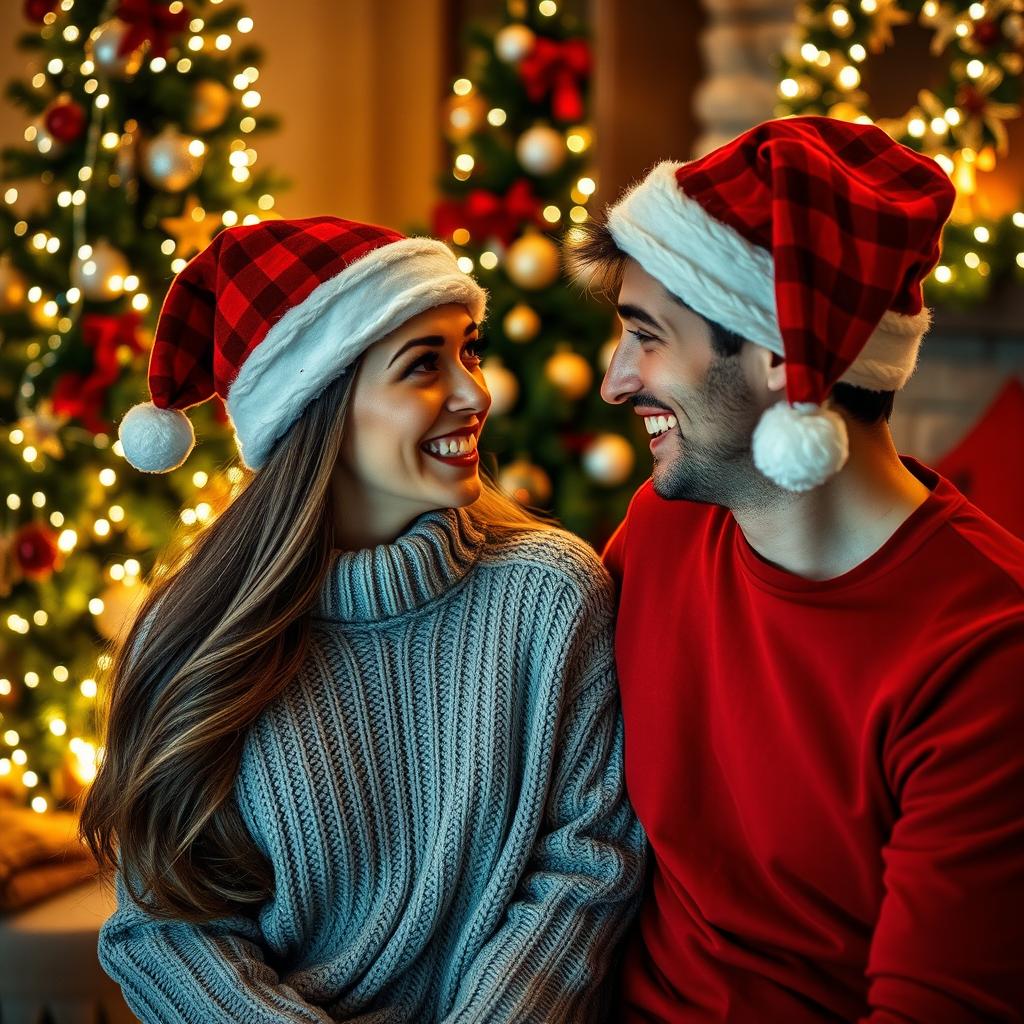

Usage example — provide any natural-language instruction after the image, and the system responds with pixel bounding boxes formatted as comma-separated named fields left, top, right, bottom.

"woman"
left=79, top=216, right=646, bottom=1024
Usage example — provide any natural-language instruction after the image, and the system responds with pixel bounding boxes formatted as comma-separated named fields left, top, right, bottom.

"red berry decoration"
left=13, top=522, right=59, bottom=580
left=957, top=83, right=988, bottom=116
left=973, top=19, right=1000, bottom=48
left=45, top=99, right=87, bottom=144
left=24, top=0, right=57, bottom=22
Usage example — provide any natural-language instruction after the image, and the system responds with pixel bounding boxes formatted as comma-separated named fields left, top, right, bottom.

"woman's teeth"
left=423, top=433, right=478, bottom=456
left=644, top=414, right=678, bottom=437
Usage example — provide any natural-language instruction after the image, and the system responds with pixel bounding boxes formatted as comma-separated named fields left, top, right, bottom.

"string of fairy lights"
left=1, top=0, right=273, bottom=811
left=776, top=0, right=1024, bottom=304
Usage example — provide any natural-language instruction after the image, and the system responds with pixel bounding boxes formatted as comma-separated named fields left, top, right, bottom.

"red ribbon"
left=432, top=179, right=541, bottom=247
left=115, top=0, right=191, bottom=59
left=518, top=37, right=591, bottom=123
left=52, top=312, right=144, bottom=434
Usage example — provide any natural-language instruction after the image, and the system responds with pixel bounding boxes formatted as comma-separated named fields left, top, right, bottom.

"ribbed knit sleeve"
left=440, top=539, right=647, bottom=1024
left=98, top=868, right=335, bottom=1024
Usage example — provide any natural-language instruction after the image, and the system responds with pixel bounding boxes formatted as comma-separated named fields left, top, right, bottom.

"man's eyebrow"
left=386, top=322, right=479, bottom=368
left=616, top=303, right=666, bottom=333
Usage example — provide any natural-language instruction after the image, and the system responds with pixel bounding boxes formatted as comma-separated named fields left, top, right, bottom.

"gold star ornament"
left=160, top=195, right=223, bottom=258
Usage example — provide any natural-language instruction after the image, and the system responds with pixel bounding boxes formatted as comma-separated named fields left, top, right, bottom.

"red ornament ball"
left=957, top=84, right=988, bottom=116
left=24, top=0, right=57, bottom=22
left=973, top=20, right=1000, bottom=48
left=45, top=99, right=87, bottom=143
left=14, top=522, right=59, bottom=579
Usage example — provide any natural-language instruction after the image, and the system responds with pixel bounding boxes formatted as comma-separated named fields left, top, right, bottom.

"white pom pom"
left=752, top=401, right=849, bottom=492
left=118, top=401, right=195, bottom=473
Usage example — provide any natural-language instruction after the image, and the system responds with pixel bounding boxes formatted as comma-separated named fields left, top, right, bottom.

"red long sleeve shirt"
left=603, top=458, right=1024, bottom=1023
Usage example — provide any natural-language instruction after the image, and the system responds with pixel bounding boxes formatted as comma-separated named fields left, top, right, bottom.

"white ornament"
left=516, top=125, right=566, bottom=176
left=751, top=401, right=849, bottom=492
left=495, top=24, right=536, bottom=64
left=71, top=240, right=131, bottom=301
left=482, top=358, right=520, bottom=416
left=142, top=127, right=204, bottom=192
left=583, top=433, right=635, bottom=487
left=88, top=19, right=144, bottom=78
left=31, top=115, right=63, bottom=158
left=119, top=401, right=196, bottom=473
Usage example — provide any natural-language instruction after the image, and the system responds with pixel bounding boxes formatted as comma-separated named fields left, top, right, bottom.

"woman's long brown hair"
left=79, top=358, right=553, bottom=923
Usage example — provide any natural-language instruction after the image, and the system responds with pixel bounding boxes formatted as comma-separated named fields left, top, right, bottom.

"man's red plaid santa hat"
left=600, top=115, right=956, bottom=492
left=118, top=217, right=487, bottom=473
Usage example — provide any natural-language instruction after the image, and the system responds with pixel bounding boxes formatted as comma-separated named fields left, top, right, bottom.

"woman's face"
left=337, top=303, right=491, bottom=528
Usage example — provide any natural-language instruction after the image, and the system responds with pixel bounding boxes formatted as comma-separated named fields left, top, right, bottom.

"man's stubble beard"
left=651, top=354, right=786, bottom=514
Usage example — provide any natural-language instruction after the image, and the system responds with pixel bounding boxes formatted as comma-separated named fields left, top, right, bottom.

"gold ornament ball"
left=582, top=433, right=635, bottom=487
left=495, top=23, right=536, bottom=64
left=481, top=358, right=520, bottom=416
left=87, top=19, right=144, bottom=78
left=498, top=459, right=552, bottom=507
left=95, top=578, right=150, bottom=642
left=506, top=234, right=560, bottom=290
left=516, top=124, right=567, bottom=176
left=545, top=349, right=593, bottom=401
left=71, top=239, right=131, bottom=302
left=189, top=80, right=233, bottom=133
left=142, top=126, right=204, bottom=192
left=444, top=92, right=488, bottom=142
left=503, top=302, right=542, bottom=342
left=0, top=258, right=28, bottom=314
left=599, top=336, right=619, bottom=372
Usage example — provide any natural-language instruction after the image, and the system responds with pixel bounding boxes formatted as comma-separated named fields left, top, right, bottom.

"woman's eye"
left=463, top=336, right=488, bottom=362
left=406, top=353, right=438, bottom=376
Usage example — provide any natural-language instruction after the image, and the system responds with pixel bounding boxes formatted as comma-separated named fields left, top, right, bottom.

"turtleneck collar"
left=315, top=505, right=486, bottom=623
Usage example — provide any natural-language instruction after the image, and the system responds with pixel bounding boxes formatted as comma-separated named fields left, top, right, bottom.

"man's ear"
left=749, top=345, right=787, bottom=394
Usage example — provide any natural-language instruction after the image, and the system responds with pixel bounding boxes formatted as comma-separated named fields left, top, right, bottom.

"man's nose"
left=600, top=341, right=641, bottom=405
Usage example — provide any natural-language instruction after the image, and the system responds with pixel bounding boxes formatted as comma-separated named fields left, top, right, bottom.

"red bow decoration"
left=52, top=312, right=145, bottom=435
left=432, top=179, right=542, bottom=247
left=518, top=36, right=591, bottom=123
left=115, top=0, right=191, bottom=59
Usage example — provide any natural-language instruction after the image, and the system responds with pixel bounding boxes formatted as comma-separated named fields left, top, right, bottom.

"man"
left=570, top=116, right=1024, bottom=1021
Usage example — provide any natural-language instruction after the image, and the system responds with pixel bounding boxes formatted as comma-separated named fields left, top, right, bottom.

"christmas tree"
left=0, top=0, right=284, bottom=812
left=430, top=0, right=650, bottom=545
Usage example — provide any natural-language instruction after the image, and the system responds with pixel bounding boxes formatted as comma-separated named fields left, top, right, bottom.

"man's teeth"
left=424, top=433, right=478, bottom=456
left=644, top=414, right=678, bottom=437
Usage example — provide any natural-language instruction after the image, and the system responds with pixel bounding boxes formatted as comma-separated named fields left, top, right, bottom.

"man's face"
left=600, top=259, right=781, bottom=511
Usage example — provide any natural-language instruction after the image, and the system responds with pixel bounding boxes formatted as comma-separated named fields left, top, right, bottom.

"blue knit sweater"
left=98, top=507, right=646, bottom=1023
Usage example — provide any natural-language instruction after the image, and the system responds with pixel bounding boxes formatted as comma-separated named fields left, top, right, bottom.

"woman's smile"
left=420, top=424, right=481, bottom=468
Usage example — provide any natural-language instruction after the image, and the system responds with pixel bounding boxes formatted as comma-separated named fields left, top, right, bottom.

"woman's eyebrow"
left=387, top=322, right=479, bottom=368
left=388, top=336, right=444, bottom=368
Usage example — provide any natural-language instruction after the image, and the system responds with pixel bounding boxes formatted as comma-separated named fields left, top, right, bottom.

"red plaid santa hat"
left=118, top=217, right=487, bottom=473
left=603, top=116, right=956, bottom=492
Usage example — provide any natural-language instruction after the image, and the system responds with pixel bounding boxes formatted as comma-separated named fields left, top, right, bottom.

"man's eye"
left=628, top=328, right=658, bottom=344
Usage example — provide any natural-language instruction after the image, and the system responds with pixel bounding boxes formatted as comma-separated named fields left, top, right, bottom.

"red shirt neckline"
left=734, top=457, right=964, bottom=595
